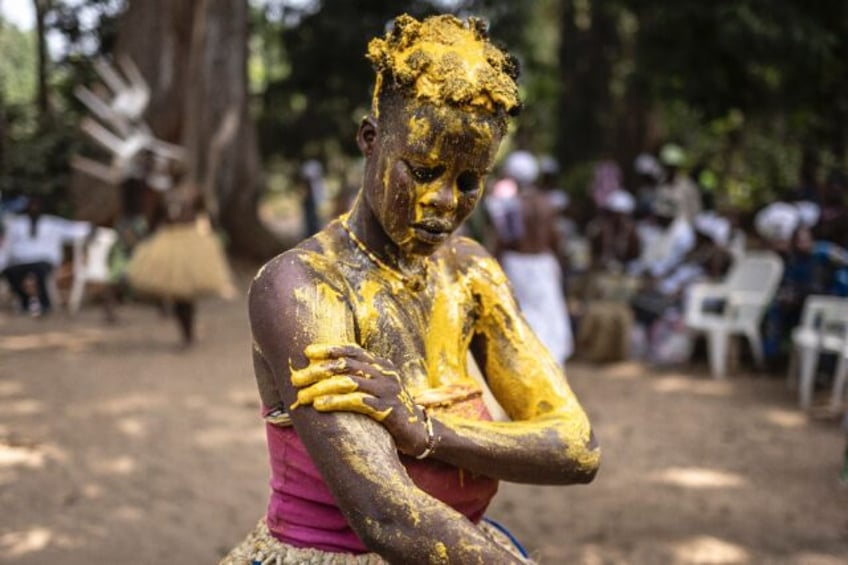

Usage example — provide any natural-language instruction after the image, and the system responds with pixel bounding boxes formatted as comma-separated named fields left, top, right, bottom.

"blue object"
left=482, top=516, right=529, bottom=558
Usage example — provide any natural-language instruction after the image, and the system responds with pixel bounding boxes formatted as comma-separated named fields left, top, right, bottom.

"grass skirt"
left=126, top=218, right=234, bottom=301
left=220, top=518, right=533, bottom=564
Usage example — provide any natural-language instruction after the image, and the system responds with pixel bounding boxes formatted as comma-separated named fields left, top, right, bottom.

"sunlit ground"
left=1, top=294, right=847, bottom=563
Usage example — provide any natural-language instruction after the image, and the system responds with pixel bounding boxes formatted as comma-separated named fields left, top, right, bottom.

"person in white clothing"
left=656, top=143, right=702, bottom=223
left=2, top=196, right=91, bottom=314
left=496, top=151, right=574, bottom=365
left=629, top=195, right=695, bottom=279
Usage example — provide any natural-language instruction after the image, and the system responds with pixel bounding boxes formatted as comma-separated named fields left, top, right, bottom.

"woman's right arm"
left=248, top=251, right=523, bottom=564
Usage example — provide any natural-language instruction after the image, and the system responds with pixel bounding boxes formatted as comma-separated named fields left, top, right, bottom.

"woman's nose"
left=421, top=181, right=457, bottom=212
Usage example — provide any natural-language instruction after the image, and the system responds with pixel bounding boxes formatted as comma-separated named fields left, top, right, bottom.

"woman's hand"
left=290, top=344, right=430, bottom=457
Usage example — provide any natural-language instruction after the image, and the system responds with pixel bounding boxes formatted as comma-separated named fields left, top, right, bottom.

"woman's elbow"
left=571, top=454, right=600, bottom=484
left=562, top=432, right=601, bottom=485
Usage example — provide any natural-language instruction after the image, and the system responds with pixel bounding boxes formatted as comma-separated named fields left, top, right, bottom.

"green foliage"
left=0, top=1, right=124, bottom=208
left=252, top=0, right=535, bottom=166
left=48, top=0, right=125, bottom=60
left=1, top=115, right=81, bottom=214
left=0, top=22, right=37, bottom=106
left=549, top=0, right=848, bottom=211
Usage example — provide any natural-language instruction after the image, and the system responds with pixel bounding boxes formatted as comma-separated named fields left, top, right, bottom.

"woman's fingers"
left=304, top=343, right=377, bottom=363
left=303, top=344, right=400, bottom=377
left=312, top=392, right=392, bottom=421
left=294, top=375, right=359, bottom=407
left=291, top=355, right=398, bottom=387
left=292, top=358, right=354, bottom=387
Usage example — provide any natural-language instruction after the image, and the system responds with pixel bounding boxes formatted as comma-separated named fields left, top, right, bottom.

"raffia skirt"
left=220, top=518, right=534, bottom=564
left=126, top=218, right=235, bottom=301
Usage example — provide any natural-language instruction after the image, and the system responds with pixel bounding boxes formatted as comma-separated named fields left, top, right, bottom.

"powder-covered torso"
left=264, top=219, right=506, bottom=552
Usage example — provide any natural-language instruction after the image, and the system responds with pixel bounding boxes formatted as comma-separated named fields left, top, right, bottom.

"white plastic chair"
left=788, top=295, right=848, bottom=412
left=684, top=251, right=784, bottom=378
left=68, top=227, right=118, bottom=314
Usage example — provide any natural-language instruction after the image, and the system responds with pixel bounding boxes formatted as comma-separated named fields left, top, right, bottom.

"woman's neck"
left=344, top=194, right=428, bottom=284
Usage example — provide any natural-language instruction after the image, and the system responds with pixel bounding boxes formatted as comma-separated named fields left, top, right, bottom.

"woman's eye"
left=456, top=171, right=481, bottom=193
left=406, top=162, right=443, bottom=183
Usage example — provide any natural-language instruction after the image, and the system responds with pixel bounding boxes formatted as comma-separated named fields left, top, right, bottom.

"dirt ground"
left=1, top=266, right=847, bottom=564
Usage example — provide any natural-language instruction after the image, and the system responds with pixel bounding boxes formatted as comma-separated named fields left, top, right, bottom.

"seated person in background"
left=632, top=213, right=733, bottom=364
left=224, top=14, right=599, bottom=564
left=628, top=195, right=695, bottom=280
left=633, top=152, right=664, bottom=217
left=1, top=195, right=91, bottom=315
left=656, top=143, right=702, bottom=223
left=631, top=212, right=734, bottom=335
left=574, top=189, right=641, bottom=363
left=585, top=188, right=641, bottom=273
left=757, top=201, right=848, bottom=363
left=657, top=213, right=734, bottom=298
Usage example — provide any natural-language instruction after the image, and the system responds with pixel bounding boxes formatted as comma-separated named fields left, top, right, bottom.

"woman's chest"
left=346, top=268, right=478, bottom=392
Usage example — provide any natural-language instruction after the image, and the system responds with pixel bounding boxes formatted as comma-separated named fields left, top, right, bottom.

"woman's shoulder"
left=441, top=235, right=508, bottom=285
left=251, top=222, right=350, bottom=295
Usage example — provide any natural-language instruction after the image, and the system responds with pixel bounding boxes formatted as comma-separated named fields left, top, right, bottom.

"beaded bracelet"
left=415, top=406, right=438, bottom=460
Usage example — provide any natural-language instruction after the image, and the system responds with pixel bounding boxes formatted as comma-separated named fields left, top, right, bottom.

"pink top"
left=264, top=398, right=499, bottom=553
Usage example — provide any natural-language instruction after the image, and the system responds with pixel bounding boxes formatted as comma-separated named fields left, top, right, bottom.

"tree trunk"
left=555, top=0, right=619, bottom=171
left=114, top=0, right=284, bottom=259
left=33, top=0, right=50, bottom=120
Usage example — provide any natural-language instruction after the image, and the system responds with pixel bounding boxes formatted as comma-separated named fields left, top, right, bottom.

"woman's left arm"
left=427, top=244, right=599, bottom=485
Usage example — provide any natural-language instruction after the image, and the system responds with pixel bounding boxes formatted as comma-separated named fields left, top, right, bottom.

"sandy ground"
left=1, top=267, right=847, bottom=564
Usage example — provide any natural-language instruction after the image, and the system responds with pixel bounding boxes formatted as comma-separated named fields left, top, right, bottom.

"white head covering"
left=502, top=151, right=539, bottom=186
left=794, top=201, right=820, bottom=228
left=694, top=212, right=731, bottom=246
left=634, top=153, right=663, bottom=180
left=755, top=202, right=800, bottom=242
left=604, top=189, right=635, bottom=214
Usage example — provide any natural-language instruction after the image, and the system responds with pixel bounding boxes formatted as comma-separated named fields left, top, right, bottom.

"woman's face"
left=360, top=102, right=503, bottom=257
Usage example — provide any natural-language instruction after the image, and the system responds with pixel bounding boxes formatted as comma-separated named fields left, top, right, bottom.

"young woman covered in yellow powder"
left=223, top=14, right=600, bottom=564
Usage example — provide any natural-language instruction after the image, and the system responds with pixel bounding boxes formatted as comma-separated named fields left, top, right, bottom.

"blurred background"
left=2, top=0, right=846, bottom=253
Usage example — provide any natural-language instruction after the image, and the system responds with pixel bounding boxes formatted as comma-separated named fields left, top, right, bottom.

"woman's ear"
left=356, top=116, right=378, bottom=156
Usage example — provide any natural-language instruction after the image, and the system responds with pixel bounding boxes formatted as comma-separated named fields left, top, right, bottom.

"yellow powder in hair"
left=367, top=14, right=520, bottom=116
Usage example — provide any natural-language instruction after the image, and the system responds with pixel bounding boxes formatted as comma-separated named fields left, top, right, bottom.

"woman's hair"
left=366, top=14, right=521, bottom=127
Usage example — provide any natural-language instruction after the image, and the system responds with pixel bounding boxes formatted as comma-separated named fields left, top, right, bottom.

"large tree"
left=115, top=0, right=283, bottom=258
left=255, top=0, right=533, bottom=164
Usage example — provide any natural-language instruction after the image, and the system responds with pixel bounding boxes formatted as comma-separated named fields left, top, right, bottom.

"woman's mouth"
left=413, top=221, right=452, bottom=244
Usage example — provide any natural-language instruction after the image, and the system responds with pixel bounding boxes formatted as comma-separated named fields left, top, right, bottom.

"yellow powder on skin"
left=313, top=392, right=392, bottom=421
left=288, top=227, right=599, bottom=477
left=407, top=114, right=432, bottom=147
left=422, top=256, right=476, bottom=390
left=294, top=375, right=359, bottom=405
left=292, top=282, right=350, bottom=344
left=433, top=541, right=449, bottom=562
